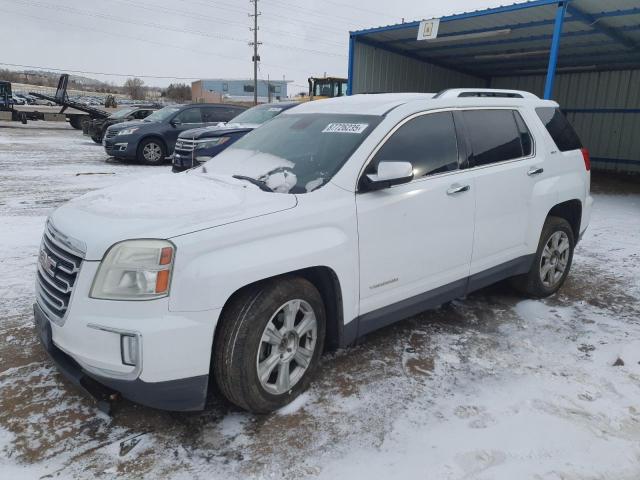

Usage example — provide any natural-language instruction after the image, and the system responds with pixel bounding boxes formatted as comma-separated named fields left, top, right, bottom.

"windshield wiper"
left=232, top=175, right=274, bottom=192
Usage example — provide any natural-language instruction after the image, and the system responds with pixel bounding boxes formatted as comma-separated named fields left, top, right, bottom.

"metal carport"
left=347, top=0, right=640, bottom=173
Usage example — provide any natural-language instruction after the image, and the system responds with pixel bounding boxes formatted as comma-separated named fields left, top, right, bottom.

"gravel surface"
left=1, top=121, right=639, bottom=479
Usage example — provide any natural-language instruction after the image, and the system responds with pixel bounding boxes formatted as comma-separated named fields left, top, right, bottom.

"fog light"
left=121, top=334, right=139, bottom=366
left=115, top=142, right=128, bottom=151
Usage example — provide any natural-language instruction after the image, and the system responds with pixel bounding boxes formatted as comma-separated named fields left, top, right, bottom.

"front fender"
left=167, top=184, right=359, bottom=325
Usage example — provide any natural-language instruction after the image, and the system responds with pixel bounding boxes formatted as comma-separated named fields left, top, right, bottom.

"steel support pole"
left=347, top=34, right=355, bottom=96
left=544, top=0, right=569, bottom=99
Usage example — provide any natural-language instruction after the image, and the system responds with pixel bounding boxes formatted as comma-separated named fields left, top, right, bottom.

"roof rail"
left=433, top=88, right=539, bottom=99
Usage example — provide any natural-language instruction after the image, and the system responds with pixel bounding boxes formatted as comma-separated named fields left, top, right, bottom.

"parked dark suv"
left=172, top=102, right=299, bottom=172
left=84, top=106, right=158, bottom=144
left=103, top=103, right=246, bottom=164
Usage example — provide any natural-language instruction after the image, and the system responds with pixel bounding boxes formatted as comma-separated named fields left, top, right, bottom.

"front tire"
left=137, top=138, right=166, bottom=165
left=213, top=277, right=326, bottom=413
left=511, top=216, right=575, bottom=298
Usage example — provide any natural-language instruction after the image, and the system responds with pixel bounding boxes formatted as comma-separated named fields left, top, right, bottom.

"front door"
left=356, top=111, right=476, bottom=333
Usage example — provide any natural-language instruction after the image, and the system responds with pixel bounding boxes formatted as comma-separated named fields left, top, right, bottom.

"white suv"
left=35, top=89, right=593, bottom=413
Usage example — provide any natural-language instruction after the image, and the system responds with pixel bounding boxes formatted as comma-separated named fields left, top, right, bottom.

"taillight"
left=581, top=148, right=590, bottom=171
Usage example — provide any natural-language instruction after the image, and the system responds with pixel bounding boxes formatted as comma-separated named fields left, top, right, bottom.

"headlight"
left=117, top=127, right=139, bottom=136
left=91, top=240, right=175, bottom=300
left=195, top=137, right=230, bottom=149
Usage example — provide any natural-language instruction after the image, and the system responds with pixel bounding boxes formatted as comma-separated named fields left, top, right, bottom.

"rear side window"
left=203, top=107, right=244, bottom=122
left=462, top=109, right=529, bottom=166
left=175, top=108, right=202, bottom=124
left=535, top=107, right=582, bottom=151
left=367, top=111, right=459, bottom=178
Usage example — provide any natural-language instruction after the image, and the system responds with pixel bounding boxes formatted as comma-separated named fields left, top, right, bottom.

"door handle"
left=447, top=184, right=470, bottom=195
left=527, top=167, right=544, bottom=176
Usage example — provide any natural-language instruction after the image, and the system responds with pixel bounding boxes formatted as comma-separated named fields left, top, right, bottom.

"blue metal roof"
left=349, top=0, right=640, bottom=78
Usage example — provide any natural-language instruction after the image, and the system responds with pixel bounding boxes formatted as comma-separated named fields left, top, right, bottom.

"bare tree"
left=124, top=77, right=145, bottom=99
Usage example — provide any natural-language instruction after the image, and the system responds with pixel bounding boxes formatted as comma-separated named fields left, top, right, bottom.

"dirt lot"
left=1, top=121, right=639, bottom=479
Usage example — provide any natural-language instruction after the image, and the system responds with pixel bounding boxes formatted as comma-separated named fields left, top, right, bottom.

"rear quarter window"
left=535, top=107, right=582, bottom=152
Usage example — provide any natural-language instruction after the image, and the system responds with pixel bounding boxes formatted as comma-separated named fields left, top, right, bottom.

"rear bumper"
left=34, top=303, right=209, bottom=412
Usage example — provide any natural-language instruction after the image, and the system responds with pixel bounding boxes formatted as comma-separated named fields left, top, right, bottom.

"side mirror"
left=170, top=118, right=182, bottom=127
left=362, top=161, right=414, bottom=191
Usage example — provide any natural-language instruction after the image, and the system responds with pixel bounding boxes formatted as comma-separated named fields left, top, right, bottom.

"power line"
left=180, top=0, right=350, bottom=37
left=0, top=62, right=204, bottom=80
left=267, top=0, right=371, bottom=29
left=13, top=0, right=346, bottom=58
left=2, top=8, right=328, bottom=77
left=107, top=0, right=345, bottom=48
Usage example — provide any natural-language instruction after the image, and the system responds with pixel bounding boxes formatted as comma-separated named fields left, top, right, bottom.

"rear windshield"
left=535, top=107, right=582, bottom=152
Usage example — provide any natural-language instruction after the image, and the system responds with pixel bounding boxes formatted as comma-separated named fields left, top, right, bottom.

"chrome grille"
left=174, top=138, right=196, bottom=152
left=36, top=222, right=84, bottom=325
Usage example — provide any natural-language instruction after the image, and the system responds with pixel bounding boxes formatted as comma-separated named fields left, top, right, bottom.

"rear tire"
left=511, top=216, right=575, bottom=298
left=213, top=277, right=326, bottom=413
left=91, top=133, right=103, bottom=144
left=137, top=138, right=166, bottom=165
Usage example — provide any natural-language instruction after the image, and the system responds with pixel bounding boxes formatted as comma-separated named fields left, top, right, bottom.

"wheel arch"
left=547, top=199, right=582, bottom=240
left=214, top=266, right=345, bottom=354
left=138, top=134, right=168, bottom=154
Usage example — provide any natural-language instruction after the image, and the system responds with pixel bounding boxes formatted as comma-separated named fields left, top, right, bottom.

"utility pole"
left=249, top=0, right=261, bottom=105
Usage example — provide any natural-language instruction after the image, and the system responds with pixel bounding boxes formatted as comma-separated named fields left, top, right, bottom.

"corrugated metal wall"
left=351, top=41, right=484, bottom=95
left=492, top=70, right=640, bottom=174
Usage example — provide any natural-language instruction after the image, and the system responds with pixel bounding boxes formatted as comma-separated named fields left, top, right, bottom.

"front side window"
left=535, top=107, right=582, bottom=152
left=175, top=108, right=202, bottom=124
left=199, top=113, right=381, bottom=193
left=462, top=109, right=528, bottom=166
left=365, top=111, right=459, bottom=179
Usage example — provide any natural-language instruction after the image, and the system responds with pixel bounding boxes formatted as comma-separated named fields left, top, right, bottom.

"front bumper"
left=104, top=134, right=138, bottom=159
left=34, top=302, right=210, bottom=412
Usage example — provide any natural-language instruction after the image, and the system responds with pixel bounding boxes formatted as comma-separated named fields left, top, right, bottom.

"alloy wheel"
left=256, top=299, right=317, bottom=395
left=539, top=231, right=570, bottom=288
left=143, top=142, right=162, bottom=162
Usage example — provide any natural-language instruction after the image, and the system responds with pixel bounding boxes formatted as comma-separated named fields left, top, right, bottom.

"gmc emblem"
left=39, top=249, right=57, bottom=277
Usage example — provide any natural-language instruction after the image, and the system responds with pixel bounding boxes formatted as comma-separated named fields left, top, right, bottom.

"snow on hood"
left=50, top=173, right=297, bottom=260
left=202, top=148, right=298, bottom=193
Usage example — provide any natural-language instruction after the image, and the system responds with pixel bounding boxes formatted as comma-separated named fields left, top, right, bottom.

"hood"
left=49, top=173, right=297, bottom=260
left=178, top=123, right=260, bottom=140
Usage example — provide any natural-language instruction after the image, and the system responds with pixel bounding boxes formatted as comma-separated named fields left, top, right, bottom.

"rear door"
left=459, top=108, right=540, bottom=278
left=356, top=111, right=476, bottom=329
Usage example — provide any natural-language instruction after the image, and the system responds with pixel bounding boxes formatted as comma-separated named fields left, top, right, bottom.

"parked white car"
left=35, top=89, right=592, bottom=413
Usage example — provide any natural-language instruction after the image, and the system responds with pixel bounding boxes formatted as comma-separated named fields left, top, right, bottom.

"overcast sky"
left=3, top=0, right=527, bottom=95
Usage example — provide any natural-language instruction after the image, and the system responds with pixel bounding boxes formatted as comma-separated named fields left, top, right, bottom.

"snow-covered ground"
left=1, top=121, right=639, bottom=479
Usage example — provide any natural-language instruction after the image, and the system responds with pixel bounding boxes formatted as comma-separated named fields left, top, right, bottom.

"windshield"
left=144, top=106, right=180, bottom=123
left=229, top=104, right=291, bottom=125
left=200, top=113, right=381, bottom=193
left=109, top=107, right=137, bottom=119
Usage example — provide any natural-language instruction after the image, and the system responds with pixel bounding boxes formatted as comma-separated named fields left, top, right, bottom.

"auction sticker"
left=322, top=123, right=369, bottom=134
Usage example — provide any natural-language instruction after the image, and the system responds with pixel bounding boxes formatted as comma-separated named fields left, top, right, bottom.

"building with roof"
left=347, top=0, right=640, bottom=173
left=192, top=79, right=291, bottom=104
